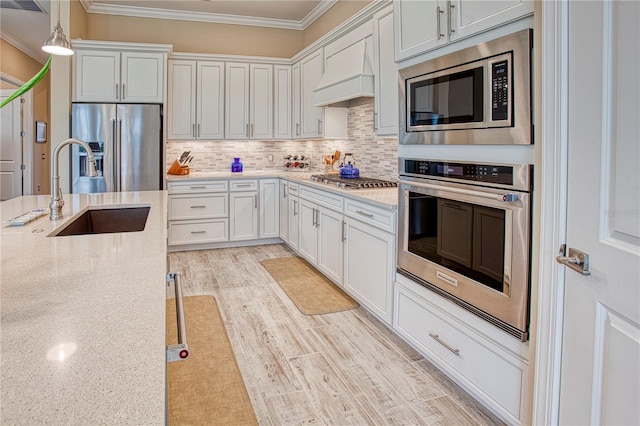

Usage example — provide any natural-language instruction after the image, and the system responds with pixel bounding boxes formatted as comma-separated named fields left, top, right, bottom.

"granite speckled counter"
left=0, top=191, right=168, bottom=425
left=166, top=170, right=399, bottom=210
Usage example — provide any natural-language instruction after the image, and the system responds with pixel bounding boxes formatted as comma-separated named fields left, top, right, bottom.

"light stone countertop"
left=166, top=170, right=399, bottom=210
left=0, top=191, right=168, bottom=425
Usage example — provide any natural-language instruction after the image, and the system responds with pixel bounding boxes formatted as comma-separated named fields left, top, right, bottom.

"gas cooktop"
left=310, top=174, right=398, bottom=189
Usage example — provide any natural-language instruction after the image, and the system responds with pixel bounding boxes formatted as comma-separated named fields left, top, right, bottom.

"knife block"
left=167, top=160, right=190, bottom=175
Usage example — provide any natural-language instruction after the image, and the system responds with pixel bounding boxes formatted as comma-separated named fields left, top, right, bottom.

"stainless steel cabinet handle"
left=312, top=208, right=317, bottom=227
left=190, top=230, right=206, bottom=234
left=197, top=123, right=201, bottom=138
left=429, top=333, right=459, bottom=356
left=296, top=123, right=300, bottom=136
left=190, top=186, right=206, bottom=190
left=250, top=123, right=254, bottom=138
left=246, top=124, right=249, bottom=138
left=356, top=210, right=374, bottom=218
left=293, top=200, right=298, bottom=216
left=437, top=6, right=445, bottom=39
left=315, top=208, right=320, bottom=228
left=283, top=184, right=288, bottom=198
left=448, top=2, right=455, bottom=35
left=122, top=83, right=125, bottom=99
left=190, top=205, right=206, bottom=209
left=236, top=183, right=252, bottom=187
left=115, top=83, right=120, bottom=100
left=192, top=123, right=196, bottom=138
left=373, top=112, right=378, bottom=131
left=342, top=220, right=346, bottom=242
left=166, top=273, right=190, bottom=362
left=317, top=119, right=322, bottom=134
left=254, top=194, right=258, bottom=209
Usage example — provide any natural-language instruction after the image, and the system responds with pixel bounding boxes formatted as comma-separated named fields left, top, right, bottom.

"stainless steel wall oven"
left=397, top=158, right=532, bottom=340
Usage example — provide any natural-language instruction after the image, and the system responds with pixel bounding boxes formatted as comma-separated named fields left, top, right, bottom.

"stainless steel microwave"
left=399, top=29, right=533, bottom=145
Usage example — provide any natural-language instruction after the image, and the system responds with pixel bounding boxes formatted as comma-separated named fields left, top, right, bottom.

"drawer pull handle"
left=190, top=186, right=206, bottom=189
left=356, top=210, right=374, bottom=218
left=190, top=205, right=206, bottom=209
left=190, top=230, right=206, bottom=234
left=429, top=333, right=460, bottom=356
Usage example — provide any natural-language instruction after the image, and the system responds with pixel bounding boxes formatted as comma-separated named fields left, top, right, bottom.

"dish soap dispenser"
left=231, top=157, right=243, bottom=173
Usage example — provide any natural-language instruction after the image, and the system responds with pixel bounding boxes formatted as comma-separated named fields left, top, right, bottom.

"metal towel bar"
left=167, top=272, right=190, bottom=362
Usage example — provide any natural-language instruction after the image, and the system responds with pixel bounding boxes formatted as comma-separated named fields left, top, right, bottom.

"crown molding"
left=0, top=32, right=48, bottom=64
left=84, top=1, right=308, bottom=30
left=71, top=39, right=172, bottom=53
left=170, top=52, right=291, bottom=65
left=300, top=0, right=339, bottom=29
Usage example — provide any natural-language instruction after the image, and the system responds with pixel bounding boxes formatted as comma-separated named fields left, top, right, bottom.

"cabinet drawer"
left=169, top=219, right=228, bottom=245
left=287, top=181, right=299, bottom=196
left=299, top=184, right=343, bottom=211
left=167, top=180, right=228, bottom=193
left=230, top=179, right=258, bottom=191
left=344, top=198, right=396, bottom=233
left=169, top=194, right=228, bottom=220
left=394, top=284, right=524, bottom=421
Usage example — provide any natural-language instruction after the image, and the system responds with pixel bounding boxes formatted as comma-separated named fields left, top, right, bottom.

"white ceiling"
left=0, top=0, right=333, bottom=64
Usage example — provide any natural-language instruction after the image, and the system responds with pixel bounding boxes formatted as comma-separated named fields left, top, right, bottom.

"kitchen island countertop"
left=0, top=191, right=168, bottom=425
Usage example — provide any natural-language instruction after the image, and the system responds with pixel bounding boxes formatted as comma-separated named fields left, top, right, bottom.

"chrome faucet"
left=50, top=138, right=98, bottom=221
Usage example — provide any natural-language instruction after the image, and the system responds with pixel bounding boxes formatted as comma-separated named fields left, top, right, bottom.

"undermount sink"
left=50, top=206, right=150, bottom=237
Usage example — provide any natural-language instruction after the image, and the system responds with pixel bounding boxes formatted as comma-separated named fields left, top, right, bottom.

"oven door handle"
left=400, top=179, right=520, bottom=202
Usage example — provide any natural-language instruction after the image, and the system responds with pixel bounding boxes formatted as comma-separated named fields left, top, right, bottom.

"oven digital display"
left=437, top=165, right=464, bottom=176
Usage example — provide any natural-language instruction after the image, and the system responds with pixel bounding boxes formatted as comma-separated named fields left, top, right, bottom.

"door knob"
left=556, top=244, right=591, bottom=276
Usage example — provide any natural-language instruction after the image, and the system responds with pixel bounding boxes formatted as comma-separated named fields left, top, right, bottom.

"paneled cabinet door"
left=274, top=65, right=292, bottom=139
left=74, top=50, right=120, bottom=102
left=259, top=179, right=279, bottom=239
left=288, top=196, right=300, bottom=251
left=394, top=0, right=444, bottom=62
left=167, top=60, right=196, bottom=139
left=448, top=0, right=533, bottom=42
left=229, top=191, right=258, bottom=241
left=344, top=217, right=395, bottom=324
left=120, top=52, right=164, bottom=103
left=298, top=198, right=318, bottom=264
left=250, top=64, right=273, bottom=139
left=197, top=61, right=225, bottom=139
left=292, top=62, right=302, bottom=139
left=225, top=62, right=250, bottom=139
left=373, top=5, right=399, bottom=135
left=300, top=49, right=324, bottom=139
left=279, top=181, right=289, bottom=242
left=317, top=207, right=344, bottom=286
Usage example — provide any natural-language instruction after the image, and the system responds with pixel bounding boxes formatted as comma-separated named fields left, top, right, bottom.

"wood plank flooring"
left=168, top=244, right=504, bottom=426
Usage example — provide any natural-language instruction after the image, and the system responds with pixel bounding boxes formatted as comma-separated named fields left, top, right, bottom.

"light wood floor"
left=168, top=244, right=504, bottom=426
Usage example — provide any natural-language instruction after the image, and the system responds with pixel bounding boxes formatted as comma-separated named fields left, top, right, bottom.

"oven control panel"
left=401, top=159, right=515, bottom=185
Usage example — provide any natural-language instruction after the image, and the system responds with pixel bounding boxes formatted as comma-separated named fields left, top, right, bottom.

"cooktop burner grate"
left=310, top=174, right=398, bottom=189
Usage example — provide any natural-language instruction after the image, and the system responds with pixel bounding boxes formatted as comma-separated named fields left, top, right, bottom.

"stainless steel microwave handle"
left=401, top=179, right=520, bottom=202
left=437, top=6, right=445, bottom=39
left=166, top=273, right=190, bottom=362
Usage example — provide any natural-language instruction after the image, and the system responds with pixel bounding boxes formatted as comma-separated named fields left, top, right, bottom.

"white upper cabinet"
left=273, top=65, right=292, bottom=140
left=292, top=62, right=302, bottom=139
left=225, top=62, right=273, bottom=139
left=299, top=49, right=324, bottom=139
left=167, top=59, right=224, bottom=140
left=394, top=0, right=533, bottom=62
left=373, top=5, right=399, bottom=135
left=74, top=48, right=165, bottom=103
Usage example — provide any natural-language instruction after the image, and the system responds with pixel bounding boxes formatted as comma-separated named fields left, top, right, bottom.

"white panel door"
left=288, top=196, right=300, bottom=251
left=300, top=50, right=324, bottom=139
left=74, top=50, right=120, bottom=102
left=0, top=92, right=22, bottom=201
left=249, top=63, right=273, bottom=139
left=274, top=65, right=292, bottom=140
left=279, top=180, right=289, bottom=242
left=373, top=5, right=399, bottom=136
left=317, top=207, right=344, bottom=286
left=558, top=2, right=640, bottom=425
left=167, top=60, right=196, bottom=140
left=225, top=62, right=250, bottom=139
left=259, top=179, right=279, bottom=239
left=121, top=52, right=164, bottom=103
left=394, top=0, right=444, bottom=62
left=198, top=61, right=225, bottom=140
left=449, top=0, right=533, bottom=42
left=229, top=191, right=258, bottom=241
left=298, top=199, right=318, bottom=265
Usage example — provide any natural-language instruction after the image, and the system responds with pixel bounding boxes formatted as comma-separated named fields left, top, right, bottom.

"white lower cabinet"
left=298, top=198, right=319, bottom=264
left=279, top=180, right=289, bottom=243
left=316, top=207, right=344, bottom=285
left=229, top=180, right=258, bottom=241
left=343, top=216, right=395, bottom=324
left=259, top=179, right=279, bottom=239
left=394, top=276, right=529, bottom=424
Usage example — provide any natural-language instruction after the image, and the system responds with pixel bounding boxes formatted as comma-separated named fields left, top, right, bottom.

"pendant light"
left=42, top=0, right=74, bottom=56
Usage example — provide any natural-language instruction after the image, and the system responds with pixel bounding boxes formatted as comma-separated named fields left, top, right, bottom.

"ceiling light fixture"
left=42, top=0, right=74, bottom=56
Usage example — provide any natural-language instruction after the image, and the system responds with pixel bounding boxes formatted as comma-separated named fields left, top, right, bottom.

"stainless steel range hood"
left=313, top=37, right=374, bottom=107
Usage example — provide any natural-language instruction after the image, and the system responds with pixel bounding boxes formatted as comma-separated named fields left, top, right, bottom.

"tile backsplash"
left=166, top=98, right=399, bottom=181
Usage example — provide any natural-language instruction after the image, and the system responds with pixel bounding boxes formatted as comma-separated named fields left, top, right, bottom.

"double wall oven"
left=397, top=159, right=532, bottom=340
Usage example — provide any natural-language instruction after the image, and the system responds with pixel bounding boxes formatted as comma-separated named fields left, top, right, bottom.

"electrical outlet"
left=267, top=154, right=274, bottom=162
